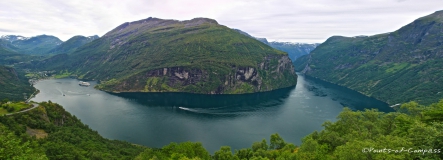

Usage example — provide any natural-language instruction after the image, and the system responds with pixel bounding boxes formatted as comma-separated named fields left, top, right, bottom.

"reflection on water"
left=112, top=87, right=295, bottom=117
left=31, top=75, right=392, bottom=153
left=302, top=76, right=393, bottom=112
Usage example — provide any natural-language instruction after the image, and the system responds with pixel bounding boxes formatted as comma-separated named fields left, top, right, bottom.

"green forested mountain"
left=0, top=66, right=34, bottom=101
left=31, top=17, right=297, bottom=94
left=0, top=35, right=62, bottom=55
left=46, top=35, right=99, bottom=54
left=0, top=44, right=36, bottom=65
left=294, top=10, right=443, bottom=105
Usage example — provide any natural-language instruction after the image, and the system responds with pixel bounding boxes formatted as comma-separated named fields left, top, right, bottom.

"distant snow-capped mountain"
left=232, top=29, right=319, bottom=61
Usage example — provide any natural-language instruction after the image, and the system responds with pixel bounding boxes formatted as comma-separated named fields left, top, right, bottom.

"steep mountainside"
left=294, top=10, right=443, bottom=105
left=0, top=66, right=35, bottom=101
left=34, top=17, right=297, bottom=94
left=46, top=35, right=99, bottom=54
left=0, top=35, right=62, bottom=55
left=268, top=42, right=318, bottom=61
left=232, top=29, right=269, bottom=45
left=0, top=44, right=34, bottom=65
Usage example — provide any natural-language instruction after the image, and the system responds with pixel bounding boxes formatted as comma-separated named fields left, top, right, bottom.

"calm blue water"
left=31, top=75, right=392, bottom=153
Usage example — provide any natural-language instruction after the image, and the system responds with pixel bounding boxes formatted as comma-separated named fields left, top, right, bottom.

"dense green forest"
left=294, top=10, right=443, bottom=105
left=0, top=66, right=35, bottom=101
left=1, top=99, right=442, bottom=159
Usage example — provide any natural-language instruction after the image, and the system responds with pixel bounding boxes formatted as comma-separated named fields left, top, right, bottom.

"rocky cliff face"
left=98, top=54, right=296, bottom=94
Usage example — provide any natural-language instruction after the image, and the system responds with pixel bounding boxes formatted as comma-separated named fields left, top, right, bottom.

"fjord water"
left=31, top=75, right=392, bottom=153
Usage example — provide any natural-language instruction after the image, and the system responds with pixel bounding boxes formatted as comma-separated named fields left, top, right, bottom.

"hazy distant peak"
left=88, top=35, right=99, bottom=40
left=269, top=41, right=319, bottom=46
left=0, top=35, right=29, bottom=42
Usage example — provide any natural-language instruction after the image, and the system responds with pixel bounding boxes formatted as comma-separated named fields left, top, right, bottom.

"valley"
left=1, top=8, right=443, bottom=160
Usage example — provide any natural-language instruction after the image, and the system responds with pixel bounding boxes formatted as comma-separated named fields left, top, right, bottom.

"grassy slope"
left=72, top=20, right=284, bottom=79
left=294, top=11, right=443, bottom=105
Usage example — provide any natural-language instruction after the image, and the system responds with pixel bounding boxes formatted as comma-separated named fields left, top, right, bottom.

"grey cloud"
left=0, top=28, right=15, bottom=32
left=0, top=0, right=442, bottom=43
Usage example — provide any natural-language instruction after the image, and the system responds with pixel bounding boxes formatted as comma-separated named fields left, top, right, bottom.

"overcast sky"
left=0, top=0, right=441, bottom=43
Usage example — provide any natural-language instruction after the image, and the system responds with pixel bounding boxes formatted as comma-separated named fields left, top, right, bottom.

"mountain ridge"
left=0, top=35, right=62, bottom=55
left=46, top=35, right=99, bottom=54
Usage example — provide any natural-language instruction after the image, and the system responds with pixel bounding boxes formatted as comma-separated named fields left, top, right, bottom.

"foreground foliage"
left=296, top=100, right=443, bottom=160
left=0, top=101, right=145, bottom=159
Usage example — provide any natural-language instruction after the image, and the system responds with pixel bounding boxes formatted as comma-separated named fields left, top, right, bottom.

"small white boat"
left=79, top=81, right=90, bottom=87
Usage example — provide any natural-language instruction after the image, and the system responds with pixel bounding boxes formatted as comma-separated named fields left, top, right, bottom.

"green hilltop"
left=46, top=35, right=99, bottom=55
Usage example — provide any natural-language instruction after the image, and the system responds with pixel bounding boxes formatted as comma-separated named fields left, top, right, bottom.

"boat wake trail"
left=178, top=107, right=206, bottom=113
left=56, top=88, right=64, bottom=96
left=177, top=106, right=263, bottom=116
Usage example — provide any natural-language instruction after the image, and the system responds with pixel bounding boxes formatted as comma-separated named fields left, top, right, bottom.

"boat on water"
left=390, top=103, right=401, bottom=108
left=78, top=81, right=91, bottom=87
